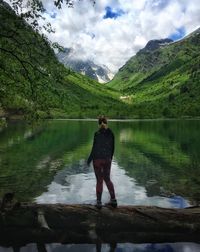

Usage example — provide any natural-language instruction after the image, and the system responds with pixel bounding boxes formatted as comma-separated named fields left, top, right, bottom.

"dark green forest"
left=0, top=1, right=200, bottom=122
left=108, top=28, right=200, bottom=118
left=0, top=1, right=130, bottom=121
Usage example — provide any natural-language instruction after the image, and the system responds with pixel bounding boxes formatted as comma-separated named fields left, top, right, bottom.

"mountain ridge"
left=108, top=27, right=200, bottom=118
left=139, top=38, right=173, bottom=53
left=57, top=48, right=114, bottom=83
left=1, top=0, right=200, bottom=120
left=0, top=1, right=129, bottom=120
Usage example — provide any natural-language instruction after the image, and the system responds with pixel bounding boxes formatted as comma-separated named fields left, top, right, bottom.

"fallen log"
left=0, top=203, right=200, bottom=246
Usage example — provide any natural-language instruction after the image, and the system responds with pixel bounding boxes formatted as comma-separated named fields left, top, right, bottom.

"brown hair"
left=98, top=115, right=108, bottom=125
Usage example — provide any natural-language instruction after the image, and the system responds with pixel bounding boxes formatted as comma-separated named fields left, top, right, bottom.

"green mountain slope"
left=108, top=29, right=200, bottom=118
left=0, top=1, right=129, bottom=119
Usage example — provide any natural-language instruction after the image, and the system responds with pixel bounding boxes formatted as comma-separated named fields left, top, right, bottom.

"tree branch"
left=0, top=47, right=49, bottom=77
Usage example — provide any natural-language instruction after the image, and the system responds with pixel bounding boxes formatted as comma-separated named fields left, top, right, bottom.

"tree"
left=6, top=0, right=95, bottom=33
left=0, top=1, right=59, bottom=118
left=1, top=203, right=200, bottom=245
left=0, top=0, right=96, bottom=119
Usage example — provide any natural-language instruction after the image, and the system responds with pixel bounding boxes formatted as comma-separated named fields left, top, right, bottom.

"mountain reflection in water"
left=1, top=120, right=200, bottom=205
left=1, top=120, right=200, bottom=252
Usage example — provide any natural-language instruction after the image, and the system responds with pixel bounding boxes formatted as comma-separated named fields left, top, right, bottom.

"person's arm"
left=87, top=133, right=96, bottom=165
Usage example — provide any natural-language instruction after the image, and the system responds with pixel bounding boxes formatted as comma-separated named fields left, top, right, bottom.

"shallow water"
left=1, top=119, right=200, bottom=204
left=36, top=159, right=190, bottom=208
left=0, top=119, right=200, bottom=251
left=1, top=242, right=200, bottom=252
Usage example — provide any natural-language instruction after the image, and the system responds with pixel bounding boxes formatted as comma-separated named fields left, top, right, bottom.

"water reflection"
left=1, top=120, right=200, bottom=252
left=36, top=160, right=190, bottom=208
left=1, top=119, right=200, bottom=204
left=1, top=242, right=200, bottom=252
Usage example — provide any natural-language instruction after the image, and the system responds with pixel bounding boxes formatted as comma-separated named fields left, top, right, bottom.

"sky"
left=32, top=0, right=200, bottom=72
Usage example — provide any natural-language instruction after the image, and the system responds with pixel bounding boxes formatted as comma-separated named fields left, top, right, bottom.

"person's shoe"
left=95, top=200, right=102, bottom=209
left=105, top=199, right=117, bottom=208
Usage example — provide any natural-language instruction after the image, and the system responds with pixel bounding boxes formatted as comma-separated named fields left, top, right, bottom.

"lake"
left=0, top=119, right=200, bottom=251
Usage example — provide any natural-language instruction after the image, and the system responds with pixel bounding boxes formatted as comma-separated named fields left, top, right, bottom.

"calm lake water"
left=0, top=119, right=200, bottom=251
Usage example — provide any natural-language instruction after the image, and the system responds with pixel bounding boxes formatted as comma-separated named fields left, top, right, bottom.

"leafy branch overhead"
left=0, top=0, right=126, bottom=120
left=0, top=0, right=95, bottom=88
left=0, top=0, right=76, bottom=90
left=0, top=1, right=66, bottom=117
left=7, top=0, right=95, bottom=32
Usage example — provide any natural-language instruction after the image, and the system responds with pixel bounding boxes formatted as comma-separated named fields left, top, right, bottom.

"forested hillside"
left=0, top=1, right=129, bottom=120
left=1, top=0, right=200, bottom=120
left=109, top=29, right=200, bottom=118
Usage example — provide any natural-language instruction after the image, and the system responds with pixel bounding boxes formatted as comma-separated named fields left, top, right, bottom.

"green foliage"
left=108, top=28, right=200, bottom=118
left=6, top=0, right=76, bottom=33
left=0, top=3, right=132, bottom=119
left=1, top=1, right=200, bottom=120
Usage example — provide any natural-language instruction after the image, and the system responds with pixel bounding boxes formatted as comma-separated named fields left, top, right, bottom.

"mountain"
left=139, top=38, right=173, bottom=53
left=0, top=1, right=129, bottom=120
left=108, top=28, right=200, bottom=118
left=57, top=48, right=114, bottom=83
left=1, top=0, right=199, bottom=120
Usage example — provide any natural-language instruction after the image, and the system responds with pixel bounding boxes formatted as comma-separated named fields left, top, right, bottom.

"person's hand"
left=87, top=156, right=92, bottom=166
left=81, top=160, right=89, bottom=172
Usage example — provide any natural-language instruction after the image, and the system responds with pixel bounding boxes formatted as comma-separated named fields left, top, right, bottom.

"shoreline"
left=50, top=117, right=200, bottom=122
left=4, top=116, right=200, bottom=124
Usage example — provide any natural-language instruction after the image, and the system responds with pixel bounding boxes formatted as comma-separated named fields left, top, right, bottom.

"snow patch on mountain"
left=56, top=48, right=114, bottom=83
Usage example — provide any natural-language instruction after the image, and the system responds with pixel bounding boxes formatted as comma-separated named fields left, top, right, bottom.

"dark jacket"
left=87, top=128, right=114, bottom=164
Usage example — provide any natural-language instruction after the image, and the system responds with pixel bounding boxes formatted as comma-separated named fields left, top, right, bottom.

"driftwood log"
left=0, top=203, right=200, bottom=247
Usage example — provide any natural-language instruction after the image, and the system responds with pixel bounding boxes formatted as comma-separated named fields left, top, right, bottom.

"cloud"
left=41, top=0, right=200, bottom=73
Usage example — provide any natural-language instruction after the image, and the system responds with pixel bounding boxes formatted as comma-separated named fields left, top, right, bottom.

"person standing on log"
left=87, top=116, right=117, bottom=209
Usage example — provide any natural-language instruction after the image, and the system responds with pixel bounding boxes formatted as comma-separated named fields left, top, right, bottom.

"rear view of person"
left=87, top=116, right=117, bottom=209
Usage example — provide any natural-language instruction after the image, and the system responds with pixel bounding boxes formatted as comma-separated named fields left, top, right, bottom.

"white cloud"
left=41, top=0, right=200, bottom=73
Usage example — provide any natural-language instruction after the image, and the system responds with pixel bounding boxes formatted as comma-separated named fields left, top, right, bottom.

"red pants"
left=93, top=159, right=116, bottom=201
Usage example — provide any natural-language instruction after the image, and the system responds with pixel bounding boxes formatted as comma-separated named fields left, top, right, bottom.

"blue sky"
left=41, top=0, right=200, bottom=72
left=50, top=12, right=57, bottom=19
left=103, top=6, right=125, bottom=19
left=169, top=27, right=186, bottom=41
